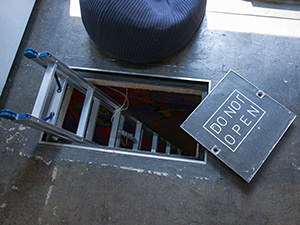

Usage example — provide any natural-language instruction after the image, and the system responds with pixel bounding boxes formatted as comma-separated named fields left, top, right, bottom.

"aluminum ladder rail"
left=0, top=48, right=183, bottom=154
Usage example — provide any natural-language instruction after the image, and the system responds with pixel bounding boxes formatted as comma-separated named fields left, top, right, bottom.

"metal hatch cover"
left=181, top=70, right=296, bottom=182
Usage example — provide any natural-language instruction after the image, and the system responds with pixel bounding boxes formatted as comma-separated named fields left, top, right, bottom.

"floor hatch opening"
left=1, top=49, right=211, bottom=164
left=42, top=67, right=210, bottom=163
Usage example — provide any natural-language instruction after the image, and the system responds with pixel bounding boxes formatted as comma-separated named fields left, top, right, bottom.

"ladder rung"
left=108, top=111, right=121, bottom=147
left=177, top=149, right=182, bottom=155
left=133, top=122, right=143, bottom=150
left=85, top=98, right=100, bottom=141
left=166, top=142, right=171, bottom=155
left=32, top=64, right=57, bottom=118
left=151, top=133, right=158, bottom=153
left=115, top=115, right=125, bottom=147
left=56, top=86, right=73, bottom=127
left=47, top=79, right=67, bottom=125
left=196, top=143, right=200, bottom=158
left=76, top=88, right=94, bottom=137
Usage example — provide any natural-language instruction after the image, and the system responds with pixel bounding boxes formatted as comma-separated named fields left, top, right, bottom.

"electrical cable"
left=110, top=87, right=129, bottom=123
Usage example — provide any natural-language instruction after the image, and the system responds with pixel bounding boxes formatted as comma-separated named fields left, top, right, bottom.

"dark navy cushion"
left=80, top=0, right=207, bottom=63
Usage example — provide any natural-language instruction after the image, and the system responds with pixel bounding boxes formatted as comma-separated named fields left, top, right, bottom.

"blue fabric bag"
left=80, top=0, right=207, bottom=63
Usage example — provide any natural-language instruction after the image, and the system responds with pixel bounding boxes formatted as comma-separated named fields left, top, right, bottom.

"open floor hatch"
left=0, top=49, right=210, bottom=163
left=1, top=49, right=295, bottom=182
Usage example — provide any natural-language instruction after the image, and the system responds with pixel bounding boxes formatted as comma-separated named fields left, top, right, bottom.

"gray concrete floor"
left=0, top=0, right=300, bottom=224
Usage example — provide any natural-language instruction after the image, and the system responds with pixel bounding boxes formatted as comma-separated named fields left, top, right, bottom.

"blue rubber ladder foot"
left=23, top=48, right=39, bottom=59
left=0, top=109, right=18, bottom=120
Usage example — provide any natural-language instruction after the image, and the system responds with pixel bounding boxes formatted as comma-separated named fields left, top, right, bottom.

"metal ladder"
left=0, top=48, right=182, bottom=154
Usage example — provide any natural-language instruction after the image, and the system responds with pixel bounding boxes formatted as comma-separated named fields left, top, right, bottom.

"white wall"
left=0, top=0, right=36, bottom=96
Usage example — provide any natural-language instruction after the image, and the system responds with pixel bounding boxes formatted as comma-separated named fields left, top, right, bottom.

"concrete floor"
left=0, top=0, right=300, bottom=224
